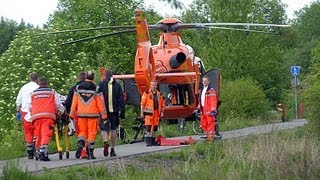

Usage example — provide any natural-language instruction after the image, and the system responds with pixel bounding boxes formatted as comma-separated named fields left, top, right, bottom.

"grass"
left=2, top=126, right=319, bottom=179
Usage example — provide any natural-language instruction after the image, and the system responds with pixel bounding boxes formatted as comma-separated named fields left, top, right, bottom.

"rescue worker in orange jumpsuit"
left=29, top=77, right=61, bottom=161
left=70, top=71, right=107, bottom=160
left=199, top=76, right=218, bottom=142
left=16, top=72, right=39, bottom=159
left=140, top=80, right=165, bottom=146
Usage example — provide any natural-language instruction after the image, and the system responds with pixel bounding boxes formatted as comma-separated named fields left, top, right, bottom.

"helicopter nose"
left=169, top=52, right=186, bottom=69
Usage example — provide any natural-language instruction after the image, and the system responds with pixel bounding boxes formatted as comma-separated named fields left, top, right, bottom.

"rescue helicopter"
left=47, top=10, right=290, bottom=137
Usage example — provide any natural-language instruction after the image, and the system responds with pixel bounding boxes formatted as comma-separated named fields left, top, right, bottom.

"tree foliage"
left=48, top=0, right=143, bottom=73
left=0, top=29, right=90, bottom=128
left=301, top=46, right=320, bottom=138
left=284, top=2, right=320, bottom=74
left=159, top=0, right=184, bottom=9
left=294, top=1, right=320, bottom=138
left=218, top=78, right=270, bottom=120
left=0, top=17, right=32, bottom=55
left=0, top=0, right=148, bottom=129
left=180, top=0, right=290, bottom=104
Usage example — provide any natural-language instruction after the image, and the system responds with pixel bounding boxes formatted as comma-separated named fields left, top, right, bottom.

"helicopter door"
left=201, top=69, right=221, bottom=97
left=117, top=78, right=141, bottom=106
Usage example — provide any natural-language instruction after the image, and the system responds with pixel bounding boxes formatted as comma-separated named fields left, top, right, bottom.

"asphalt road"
left=0, top=119, right=307, bottom=175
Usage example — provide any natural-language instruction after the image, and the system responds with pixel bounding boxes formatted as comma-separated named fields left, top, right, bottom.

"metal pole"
left=294, top=76, right=298, bottom=119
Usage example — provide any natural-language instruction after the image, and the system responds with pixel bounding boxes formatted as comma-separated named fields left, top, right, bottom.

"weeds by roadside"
left=3, top=126, right=318, bottom=180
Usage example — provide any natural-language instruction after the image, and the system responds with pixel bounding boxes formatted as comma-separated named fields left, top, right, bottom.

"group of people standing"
left=16, top=69, right=125, bottom=161
left=15, top=70, right=219, bottom=161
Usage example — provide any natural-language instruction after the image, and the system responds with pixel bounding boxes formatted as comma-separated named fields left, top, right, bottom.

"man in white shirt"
left=16, top=72, right=39, bottom=159
left=199, top=76, right=218, bottom=141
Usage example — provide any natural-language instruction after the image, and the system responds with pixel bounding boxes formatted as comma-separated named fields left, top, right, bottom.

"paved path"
left=0, top=119, right=307, bottom=174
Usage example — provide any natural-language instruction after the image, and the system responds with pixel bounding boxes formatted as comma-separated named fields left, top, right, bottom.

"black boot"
left=110, top=148, right=117, bottom=157
left=146, top=137, right=153, bottom=146
left=40, top=152, right=50, bottom=161
left=75, top=139, right=85, bottom=159
left=87, top=147, right=96, bottom=160
left=39, top=145, right=50, bottom=161
left=27, top=150, right=34, bottom=159
left=27, top=143, right=34, bottom=159
left=151, top=137, right=157, bottom=146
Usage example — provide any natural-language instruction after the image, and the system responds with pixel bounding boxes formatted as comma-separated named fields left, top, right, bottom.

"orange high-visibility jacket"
left=200, top=87, right=217, bottom=115
left=30, top=88, right=59, bottom=121
left=70, top=80, right=107, bottom=119
left=141, top=89, right=165, bottom=116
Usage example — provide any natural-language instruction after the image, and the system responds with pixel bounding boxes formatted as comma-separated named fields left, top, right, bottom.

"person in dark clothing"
left=65, top=72, right=86, bottom=114
left=97, top=69, right=125, bottom=157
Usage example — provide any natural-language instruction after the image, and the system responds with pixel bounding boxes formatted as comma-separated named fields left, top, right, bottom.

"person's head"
left=78, top=72, right=86, bottom=82
left=37, top=77, right=48, bottom=87
left=86, top=71, right=95, bottom=80
left=150, top=80, right=157, bottom=92
left=104, top=69, right=113, bottom=81
left=30, top=72, right=38, bottom=82
left=202, top=76, right=210, bottom=87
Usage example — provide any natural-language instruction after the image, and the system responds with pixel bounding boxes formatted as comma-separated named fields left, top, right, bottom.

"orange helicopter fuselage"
left=133, top=11, right=201, bottom=119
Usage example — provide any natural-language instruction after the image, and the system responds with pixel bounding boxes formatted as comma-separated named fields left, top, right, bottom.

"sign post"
left=291, top=66, right=301, bottom=120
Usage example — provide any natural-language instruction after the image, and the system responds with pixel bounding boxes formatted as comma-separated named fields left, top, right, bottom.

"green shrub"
left=301, top=81, right=320, bottom=138
left=301, top=47, right=320, bottom=138
left=0, top=125, right=26, bottom=160
left=219, top=78, right=270, bottom=121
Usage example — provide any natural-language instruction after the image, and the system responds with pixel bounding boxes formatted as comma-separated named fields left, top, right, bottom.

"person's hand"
left=69, top=112, right=77, bottom=120
left=140, top=112, right=144, bottom=119
left=210, top=110, right=217, bottom=117
left=160, top=111, right=164, bottom=118
left=16, top=112, right=21, bottom=121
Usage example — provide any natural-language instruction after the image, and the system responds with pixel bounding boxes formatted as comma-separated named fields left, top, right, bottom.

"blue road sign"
left=291, top=66, right=301, bottom=76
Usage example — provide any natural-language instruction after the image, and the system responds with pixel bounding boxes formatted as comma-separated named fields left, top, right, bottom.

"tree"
left=159, top=0, right=184, bottom=9
left=301, top=46, right=320, bottom=138
left=285, top=1, right=320, bottom=74
left=0, top=17, right=32, bottom=55
left=0, top=0, right=163, bottom=130
left=181, top=0, right=290, bottom=104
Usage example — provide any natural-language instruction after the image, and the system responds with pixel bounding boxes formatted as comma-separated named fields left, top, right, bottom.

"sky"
left=0, top=0, right=316, bottom=27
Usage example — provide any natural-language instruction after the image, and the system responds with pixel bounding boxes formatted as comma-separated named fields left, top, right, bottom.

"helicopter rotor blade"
left=200, top=23, right=291, bottom=28
left=179, top=23, right=291, bottom=28
left=207, top=26, right=278, bottom=34
left=61, top=29, right=136, bottom=45
left=41, top=25, right=136, bottom=35
left=152, top=23, right=290, bottom=32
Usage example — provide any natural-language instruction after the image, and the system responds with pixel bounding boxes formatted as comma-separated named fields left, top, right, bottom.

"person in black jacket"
left=65, top=72, right=86, bottom=114
left=97, top=69, right=125, bottom=157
